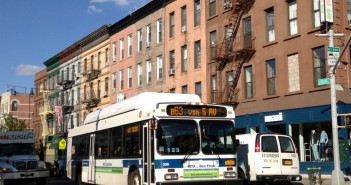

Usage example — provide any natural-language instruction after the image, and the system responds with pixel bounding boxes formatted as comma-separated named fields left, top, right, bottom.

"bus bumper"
left=156, top=179, right=243, bottom=185
left=256, top=175, right=302, bottom=181
left=0, top=170, right=49, bottom=180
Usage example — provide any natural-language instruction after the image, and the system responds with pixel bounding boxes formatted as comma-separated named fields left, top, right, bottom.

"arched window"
left=12, top=101, right=18, bottom=111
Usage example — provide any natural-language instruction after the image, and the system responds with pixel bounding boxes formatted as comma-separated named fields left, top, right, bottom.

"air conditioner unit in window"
left=146, top=42, right=151, bottom=48
left=181, top=26, right=187, bottom=33
left=168, top=69, right=175, bottom=76
left=224, top=2, right=233, bottom=9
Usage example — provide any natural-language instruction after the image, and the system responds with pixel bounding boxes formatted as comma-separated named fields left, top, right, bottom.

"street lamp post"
left=315, top=30, right=345, bottom=185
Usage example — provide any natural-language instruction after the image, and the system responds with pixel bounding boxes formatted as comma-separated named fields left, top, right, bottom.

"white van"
left=237, top=133, right=302, bottom=182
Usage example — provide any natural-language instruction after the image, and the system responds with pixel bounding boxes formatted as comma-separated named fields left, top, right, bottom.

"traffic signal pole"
left=316, top=29, right=345, bottom=185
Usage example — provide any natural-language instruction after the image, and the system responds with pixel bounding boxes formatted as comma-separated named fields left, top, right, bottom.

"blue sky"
left=0, top=0, right=150, bottom=94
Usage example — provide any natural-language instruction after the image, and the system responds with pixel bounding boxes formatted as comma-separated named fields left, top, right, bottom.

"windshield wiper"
left=182, top=148, right=194, bottom=164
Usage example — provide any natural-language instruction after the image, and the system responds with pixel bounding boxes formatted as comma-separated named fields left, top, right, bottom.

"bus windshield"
left=157, top=119, right=199, bottom=155
left=200, top=120, right=235, bottom=155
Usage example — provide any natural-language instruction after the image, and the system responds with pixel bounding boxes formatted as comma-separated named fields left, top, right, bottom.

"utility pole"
left=316, top=29, right=345, bottom=185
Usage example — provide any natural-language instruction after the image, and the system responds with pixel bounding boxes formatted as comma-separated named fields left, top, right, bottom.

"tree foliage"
left=1, top=113, right=27, bottom=132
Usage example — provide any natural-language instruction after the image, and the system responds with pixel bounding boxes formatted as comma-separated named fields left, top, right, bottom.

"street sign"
left=318, top=78, right=330, bottom=85
left=328, top=47, right=340, bottom=66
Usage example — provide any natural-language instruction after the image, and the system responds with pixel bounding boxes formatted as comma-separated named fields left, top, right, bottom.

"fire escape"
left=39, top=85, right=54, bottom=138
left=81, top=67, right=100, bottom=110
left=212, top=0, right=255, bottom=107
left=58, top=71, right=74, bottom=115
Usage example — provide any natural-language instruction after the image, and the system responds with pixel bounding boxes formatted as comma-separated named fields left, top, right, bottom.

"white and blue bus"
left=67, top=92, right=241, bottom=185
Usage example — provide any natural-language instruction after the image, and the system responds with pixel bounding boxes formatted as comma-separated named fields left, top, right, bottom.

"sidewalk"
left=300, top=174, right=350, bottom=185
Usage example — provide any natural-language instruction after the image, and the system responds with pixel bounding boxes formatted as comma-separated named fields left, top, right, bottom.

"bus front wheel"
left=129, top=170, right=140, bottom=185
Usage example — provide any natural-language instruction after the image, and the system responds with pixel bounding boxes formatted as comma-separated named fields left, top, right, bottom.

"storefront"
left=235, top=102, right=351, bottom=175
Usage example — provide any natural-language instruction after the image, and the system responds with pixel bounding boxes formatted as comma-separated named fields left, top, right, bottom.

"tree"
left=1, top=113, right=27, bottom=132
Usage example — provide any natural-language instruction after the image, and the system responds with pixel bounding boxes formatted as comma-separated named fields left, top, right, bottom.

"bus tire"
left=129, top=170, right=141, bottom=185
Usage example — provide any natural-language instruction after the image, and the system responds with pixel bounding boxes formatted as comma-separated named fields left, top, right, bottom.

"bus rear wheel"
left=129, top=170, right=140, bottom=185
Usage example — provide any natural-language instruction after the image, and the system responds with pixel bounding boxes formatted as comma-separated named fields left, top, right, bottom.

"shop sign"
left=264, top=112, right=283, bottom=123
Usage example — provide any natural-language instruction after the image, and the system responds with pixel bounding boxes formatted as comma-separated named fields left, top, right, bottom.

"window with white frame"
left=194, top=0, right=200, bottom=27
left=266, top=59, right=276, bottom=96
left=157, top=19, right=162, bottom=43
left=181, top=6, right=187, bottom=32
left=128, top=67, right=132, bottom=88
left=209, top=0, right=216, bottom=17
left=170, top=12, right=175, bottom=38
left=227, top=71, right=234, bottom=100
left=211, top=75, right=216, bottom=103
left=112, top=72, right=116, bottom=92
left=266, top=7, right=275, bottom=42
left=112, top=42, right=116, bottom=62
left=128, top=34, right=132, bottom=56
left=245, top=66, right=253, bottom=99
left=137, top=63, right=142, bottom=86
left=157, top=55, right=163, bottom=80
left=348, top=0, right=351, bottom=26
left=181, top=45, right=187, bottom=72
left=137, top=29, right=142, bottom=52
left=170, top=50, right=175, bottom=70
left=210, top=31, right=217, bottom=58
left=195, top=81, right=202, bottom=98
left=90, top=55, right=94, bottom=70
left=98, top=52, right=101, bottom=70
left=147, top=60, right=152, bottom=83
left=313, top=0, right=321, bottom=27
left=288, top=0, right=298, bottom=35
left=194, top=40, right=201, bottom=69
left=313, top=46, right=326, bottom=87
left=182, top=85, right=188, bottom=94
left=120, top=39, right=124, bottom=60
left=119, top=70, right=124, bottom=90
left=146, top=24, right=151, bottom=47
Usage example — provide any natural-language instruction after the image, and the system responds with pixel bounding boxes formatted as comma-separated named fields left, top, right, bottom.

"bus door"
left=143, top=120, right=155, bottom=185
left=88, top=134, right=96, bottom=183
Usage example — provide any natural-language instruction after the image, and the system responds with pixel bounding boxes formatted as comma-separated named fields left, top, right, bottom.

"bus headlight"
left=164, top=173, right=178, bottom=180
left=224, top=171, right=237, bottom=178
left=0, top=167, right=16, bottom=173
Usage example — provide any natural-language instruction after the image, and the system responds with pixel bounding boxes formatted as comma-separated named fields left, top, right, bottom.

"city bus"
left=66, top=92, right=241, bottom=185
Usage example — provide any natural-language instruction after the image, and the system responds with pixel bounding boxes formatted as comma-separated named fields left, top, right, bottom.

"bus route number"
left=166, top=105, right=227, bottom=117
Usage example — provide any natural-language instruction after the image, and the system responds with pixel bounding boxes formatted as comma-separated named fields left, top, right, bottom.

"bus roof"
left=84, top=92, right=201, bottom=124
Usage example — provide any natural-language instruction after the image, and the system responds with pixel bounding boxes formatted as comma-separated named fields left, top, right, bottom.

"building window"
left=128, top=67, right=132, bottom=88
left=266, top=7, right=275, bottom=42
left=313, top=0, right=321, bottom=27
left=78, top=61, right=81, bottom=73
left=77, top=113, right=80, bottom=127
left=182, top=85, right=188, bottom=94
left=112, top=72, right=117, bottom=91
left=98, top=52, right=101, bottom=70
left=157, top=55, right=163, bottom=80
left=84, top=59, right=87, bottom=72
left=147, top=60, right=152, bottom=83
left=157, top=19, right=162, bottom=43
left=195, top=81, right=202, bottom=98
left=84, top=85, right=87, bottom=100
left=266, top=59, right=276, bottom=96
left=112, top=42, right=116, bottom=62
left=120, top=39, right=124, bottom=60
left=146, top=24, right=151, bottom=47
left=97, top=81, right=100, bottom=98
left=138, top=63, right=142, bottom=86
left=243, top=17, right=252, bottom=49
left=90, top=55, right=94, bottom=70
left=194, top=40, right=201, bottom=69
left=12, top=101, right=18, bottom=111
left=288, top=0, right=298, bottom=35
left=313, top=46, right=326, bottom=87
left=170, top=50, right=175, bottom=70
left=210, top=31, right=217, bottom=58
left=227, top=71, right=234, bottom=100
left=105, top=48, right=109, bottom=65
left=170, top=88, right=176, bottom=93
left=120, top=70, right=124, bottom=90
left=211, top=75, right=216, bottom=103
left=170, top=12, right=175, bottom=38
left=137, top=29, right=142, bottom=52
left=348, top=0, right=351, bottom=26
left=128, top=34, right=132, bottom=56
left=181, top=6, right=187, bottom=32
left=244, top=66, right=253, bottom=99
left=209, top=0, right=216, bottom=17
left=194, top=0, right=201, bottom=27
left=77, top=87, right=80, bottom=103
left=288, top=53, right=300, bottom=92
left=181, top=45, right=188, bottom=72
left=105, top=77, right=109, bottom=95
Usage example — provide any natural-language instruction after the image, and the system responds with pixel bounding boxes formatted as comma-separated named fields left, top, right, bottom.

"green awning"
left=48, top=134, right=62, bottom=149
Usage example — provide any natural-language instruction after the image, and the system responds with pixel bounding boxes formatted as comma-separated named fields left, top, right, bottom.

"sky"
left=0, top=0, right=150, bottom=94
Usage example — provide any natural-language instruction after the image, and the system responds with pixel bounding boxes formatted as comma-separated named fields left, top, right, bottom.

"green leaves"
left=1, top=113, right=28, bottom=132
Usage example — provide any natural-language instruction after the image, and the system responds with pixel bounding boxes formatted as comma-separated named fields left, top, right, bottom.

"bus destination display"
left=166, top=105, right=227, bottom=117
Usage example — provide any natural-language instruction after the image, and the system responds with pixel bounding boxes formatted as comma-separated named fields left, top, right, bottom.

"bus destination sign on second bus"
left=166, top=105, right=227, bottom=117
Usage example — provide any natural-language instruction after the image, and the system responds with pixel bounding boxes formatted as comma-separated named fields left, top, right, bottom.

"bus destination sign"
left=166, top=105, right=227, bottom=117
